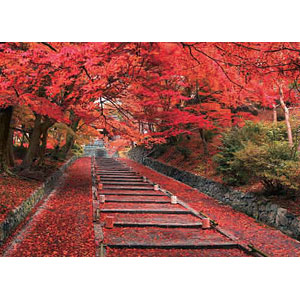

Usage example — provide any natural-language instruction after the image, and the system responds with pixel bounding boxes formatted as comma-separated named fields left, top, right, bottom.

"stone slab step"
left=104, top=195, right=170, bottom=201
left=103, top=227, right=230, bottom=247
left=98, top=173, right=139, bottom=175
left=100, top=209, right=191, bottom=214
left=106, top=242, right=239, bottom=249
left=99, top=176, right=142, bottom=179
left=101, top=202, right=181, bottom=210
left=101, top=186, right=154, bottom=191
left=101, top=182, right=151, bottom=186
left=106, top=199, right=170, bottom=203
left=99, top=192, right=166, bottom=196
left=114, top=222, right=203, bottom=228
left=100, top=179, right=144, bottom=182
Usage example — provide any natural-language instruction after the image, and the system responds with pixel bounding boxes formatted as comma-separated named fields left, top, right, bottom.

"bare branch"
left=40, top=42, right=58, bottom=52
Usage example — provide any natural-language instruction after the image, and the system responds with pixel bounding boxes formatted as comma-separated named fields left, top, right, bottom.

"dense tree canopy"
left=1, top=42, right=300, bottom=172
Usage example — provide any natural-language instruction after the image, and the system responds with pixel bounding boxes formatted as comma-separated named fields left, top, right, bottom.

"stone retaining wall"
left=128, top=146, right=300, bottom=240
left=0, top=156, right=78, bottom=245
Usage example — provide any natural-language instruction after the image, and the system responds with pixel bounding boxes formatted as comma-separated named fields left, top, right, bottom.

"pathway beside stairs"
left=1, top=156, right=300, bottom=256
left=1, top=157, right=95, bottom=257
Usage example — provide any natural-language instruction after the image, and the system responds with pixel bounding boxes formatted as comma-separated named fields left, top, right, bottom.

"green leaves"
left=214, top=121, right=300, bottom=193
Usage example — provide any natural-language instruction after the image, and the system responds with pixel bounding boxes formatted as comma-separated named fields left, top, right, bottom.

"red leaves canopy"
left=1, top=42, right=300, bottom=145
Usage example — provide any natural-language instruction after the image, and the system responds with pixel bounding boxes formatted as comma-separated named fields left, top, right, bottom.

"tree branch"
left=40, top=42, right=58, bottom=52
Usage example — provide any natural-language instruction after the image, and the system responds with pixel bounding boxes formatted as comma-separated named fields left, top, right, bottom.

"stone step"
left=101, top=182, right=151, bottom=186
left=106, top=199, right=170, bottom=203
left=114, top=222, right=203, bottom=228
left=101, top=186, right=154, bottom=191
left=104, top=227, right=231, bottom=247
left=99, top=192, right=166, bottom=196
left=100, top=213, right=201, bottom=224
left=100, top=209, right=191, bottom=214
left=106, top=242, right=239, bottom=249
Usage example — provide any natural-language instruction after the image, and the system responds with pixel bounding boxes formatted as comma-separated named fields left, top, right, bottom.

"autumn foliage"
left=1, top=42, right=300, bottom=173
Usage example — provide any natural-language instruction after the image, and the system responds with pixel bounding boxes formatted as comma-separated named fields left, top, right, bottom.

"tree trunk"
left=6, top=126, right=15, bottom=167
left=273, top=104, right=277, bottom=125
left=0, top=106, right=14, bottom=173
left=279, top=85, right=293, bottom=147
left=20, top=114, right=42, bottom=169
left=38, top=117, right=54, bottom=165
left=61, top=115, right=80, bottom=155
left=37, top=127, right=48, bottom=166
left=199, top=128, right=208, bottom=155
left=6, top=111, right=16, bottom=167
left=62, top=133, right=75, bottom=155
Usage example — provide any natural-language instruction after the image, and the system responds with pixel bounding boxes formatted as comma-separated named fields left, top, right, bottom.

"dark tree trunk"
left=0, top=106, right=14, bottom=173
left=37, top=127, right=48, bottom=166
left=37, top=119, right=53, bottom=165
left=6, top=126, right=15, bottom=167
left=21, top=114, right=54, bottom=169
left=61, top=115, right=80, bottom=155
left=20, top=114, right=42, bottom=169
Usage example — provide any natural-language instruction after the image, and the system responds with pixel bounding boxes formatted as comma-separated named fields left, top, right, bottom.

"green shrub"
left=213, top=122, right=267, bottom=185
left=213, top=121, right=300, bottom=193
left=235, top=141, right=300, bottom=193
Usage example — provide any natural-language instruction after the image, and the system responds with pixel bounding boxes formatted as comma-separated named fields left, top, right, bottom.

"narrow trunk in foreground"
left=279, top=85, right=293, bottom=147
left=6, top=126, right=15, bottom=167
left=0, top=106, right=14, bottom=173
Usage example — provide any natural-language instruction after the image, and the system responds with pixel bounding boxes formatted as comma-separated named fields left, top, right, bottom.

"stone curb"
left=128, top=147, right=300, bottom=241
left=0, top=156, right=79, bottom=245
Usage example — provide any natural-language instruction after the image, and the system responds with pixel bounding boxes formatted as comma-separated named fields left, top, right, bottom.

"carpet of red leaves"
left=0, top=157, right=70, bottom=223
left=122, top=158, right=300, bottom=257
left=3, top=157, right=95, bottom=257
left=4, top=155, right=300, bottom=257
left=0, top=176, right=41, bottom=223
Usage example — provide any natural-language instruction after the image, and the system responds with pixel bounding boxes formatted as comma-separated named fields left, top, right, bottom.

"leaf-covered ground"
left=0, top=176, right=41, bottom=223
left=3, top=156, right=300, bottom=257
left=0, top=157, right=68, bottom=223
left=2, top=157, right=95, bottom=257
left=122, top=158, right=300, bottom=257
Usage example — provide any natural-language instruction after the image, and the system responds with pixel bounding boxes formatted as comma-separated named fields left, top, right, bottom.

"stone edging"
left=128, top=147, right=300, bottom=241
left=0, top=156, right=79, bottom=245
